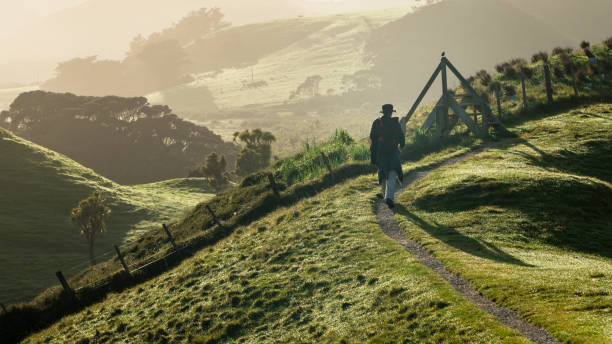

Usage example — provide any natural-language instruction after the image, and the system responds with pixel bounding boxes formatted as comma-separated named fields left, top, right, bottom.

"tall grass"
left=272, top=129, right=369, bottom=185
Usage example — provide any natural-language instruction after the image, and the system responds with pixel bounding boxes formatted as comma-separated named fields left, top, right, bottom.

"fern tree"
left=70, top=191, right=111, bottom=266
left=233, top=129, right=276, bottom=177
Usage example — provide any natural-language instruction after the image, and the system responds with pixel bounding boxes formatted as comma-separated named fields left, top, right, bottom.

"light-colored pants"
left=381, top=170, right=399, bottom=201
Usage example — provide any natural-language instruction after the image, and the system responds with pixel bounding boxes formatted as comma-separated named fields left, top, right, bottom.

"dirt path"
left=376, top=144, right=561, bottom=344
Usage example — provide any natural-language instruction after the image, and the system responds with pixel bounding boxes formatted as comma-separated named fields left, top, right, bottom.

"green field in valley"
left=0, top=128, right=215, bottom=303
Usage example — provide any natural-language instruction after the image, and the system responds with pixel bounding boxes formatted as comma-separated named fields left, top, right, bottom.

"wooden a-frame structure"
left=400, top=56, right=510, bottom=138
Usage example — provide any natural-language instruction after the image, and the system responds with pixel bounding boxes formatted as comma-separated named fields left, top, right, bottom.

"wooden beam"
left=444, top=58, right=485, bottom=107
left=440, top=60, right=449, bottom=136
left=420, top=96, right=444, bottom=131
left=448, top=97, right=486, bottom=138
left=401, top=61, right=443, bottom=130
left=445, top=58, right=502, bottom=134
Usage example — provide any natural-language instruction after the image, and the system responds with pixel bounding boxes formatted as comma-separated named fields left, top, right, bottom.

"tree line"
left=0, top=91, right=239, bottom=184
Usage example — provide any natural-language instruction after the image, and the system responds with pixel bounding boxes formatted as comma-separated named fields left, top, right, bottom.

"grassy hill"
left=0, top=127, right=215, bottom=303
left=395, top=103, right=612, bottom=343
left=20, top=103, right=612, bottom=343
left=5, top=38, right=612, bottom=342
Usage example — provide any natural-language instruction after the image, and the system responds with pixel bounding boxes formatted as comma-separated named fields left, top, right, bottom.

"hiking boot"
left=385, top=198, right=394, bottom=209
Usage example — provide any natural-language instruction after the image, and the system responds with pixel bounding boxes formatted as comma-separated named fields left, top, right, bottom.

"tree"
left=233, top=129, right=276, bottom=177
left=69, top=191, right=111, bottom=266
left=201, top=152, right=229, bottom=188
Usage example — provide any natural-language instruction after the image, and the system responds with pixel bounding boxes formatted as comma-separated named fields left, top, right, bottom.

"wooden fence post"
left=267, top=174, right=281, bottom=201
left=320, top=152, right=334, bottom=180
left=0, top=302, right=7, bottom=314
left=55, top=271, right=77, bottom=304
left=205, top=205, right=223, bottom=228
left=114, top=245, right=131, bottom=276
left=543, top=63, right=554, bottom=103
left=162, top=224, right=178, bottom=251
left=495, top=90, right=503, bottom=120
left=520, top=75, right=528, bottom=111
left=569, top=62, right=579, bottom=97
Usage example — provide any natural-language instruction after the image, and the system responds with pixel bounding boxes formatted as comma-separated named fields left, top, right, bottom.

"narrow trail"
left=376, top=143, right=561, bottom=344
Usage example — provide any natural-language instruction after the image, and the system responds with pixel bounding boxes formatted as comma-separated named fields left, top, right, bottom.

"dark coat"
left=370, top=116, right=405, bottom=184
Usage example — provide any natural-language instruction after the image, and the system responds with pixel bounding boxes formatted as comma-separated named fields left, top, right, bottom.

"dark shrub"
left=510, top=58, right=527, bottom=66
left=552, top=47, right=573, bottom=55
left=488, top=81, right=502, bottom=94
left=553, top=66, right=565, bottom=79
left=519, top=65, right=534, bottom=79
left=476, top=70, right=492, bottom=86
left=503, top=84, right=517, bottom=97
left=532, top=51, right=549, bottom=63
left=503, top=66, right=518, bottom=79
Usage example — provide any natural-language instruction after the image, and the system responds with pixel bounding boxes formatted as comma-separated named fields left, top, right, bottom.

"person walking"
left=370, top=104, right=405, bottom=208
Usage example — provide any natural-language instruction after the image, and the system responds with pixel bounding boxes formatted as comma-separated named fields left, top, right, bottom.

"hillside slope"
left=150, top=7, right=413, bottom=114
left=0, top=128, right=215, bottom=303
left=395, top=104, right=612, bottom=343
left=21, top=155, right=533, bottom=344
left=22, top=104, right=612, bottom=343
left=152, top=0, right=612, bottom=116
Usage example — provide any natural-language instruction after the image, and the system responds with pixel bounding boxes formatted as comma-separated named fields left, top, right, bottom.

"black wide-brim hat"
left=381, top=104, right=396, bottom=113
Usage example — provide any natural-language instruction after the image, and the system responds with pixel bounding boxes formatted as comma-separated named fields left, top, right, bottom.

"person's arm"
left=369, top=119, right=378, bottom=142
left=394, top=118, right=406, bottom=148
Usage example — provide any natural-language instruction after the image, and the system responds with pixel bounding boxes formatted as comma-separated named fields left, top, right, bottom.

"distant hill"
left=148, top=0, right=612, bottom=115
left=0, top=91, right=239, bottom=184
left=0, top=127, right=215, bottom=303
left=367, top=0, right=612, bottom=101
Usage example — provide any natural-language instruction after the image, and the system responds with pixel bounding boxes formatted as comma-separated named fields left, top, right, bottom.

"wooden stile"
left=448, top=97, right=485, bottom=137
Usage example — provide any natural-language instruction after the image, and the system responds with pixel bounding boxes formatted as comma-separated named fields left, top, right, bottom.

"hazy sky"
left=0, top=0, right=424, bottom=85
left=0, top=0, right=85, bottom=32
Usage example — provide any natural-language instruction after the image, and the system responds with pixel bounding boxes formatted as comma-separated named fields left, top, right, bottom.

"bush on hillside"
left=233, top=129, right=276, bottom=177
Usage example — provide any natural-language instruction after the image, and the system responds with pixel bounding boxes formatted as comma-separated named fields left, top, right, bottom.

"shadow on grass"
left=394, top=203, right=533, bottom=267
left=582, top=112, right=612, bottom=121
left=410, top=167, right=612, bottom=258
left=508, top=138, right=612, bottom=184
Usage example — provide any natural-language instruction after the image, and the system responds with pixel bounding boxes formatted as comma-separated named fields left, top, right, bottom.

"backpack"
left=376, top=117, right=399, bottom=155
